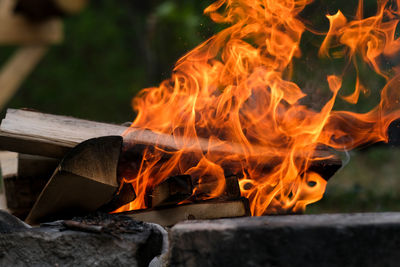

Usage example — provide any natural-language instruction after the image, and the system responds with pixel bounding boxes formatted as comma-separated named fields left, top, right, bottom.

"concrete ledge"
left=169, top=213, right=400, bottom=267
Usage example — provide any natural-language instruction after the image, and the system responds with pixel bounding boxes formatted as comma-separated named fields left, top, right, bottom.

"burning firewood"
left=147, top=174, right=242, bottom=207
left=0, top=109, right=342, bottom=224
left=25, top=136, right=135, bottom=224
left=148, top=175, right=193, bottom=208
left=126, top=198, right=250, bottom=227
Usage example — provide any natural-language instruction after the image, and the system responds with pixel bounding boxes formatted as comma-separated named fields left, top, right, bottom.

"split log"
left=148, top=175, right=193, bottom=208
left=15, top=0, right=88, bottom=21
left=0, top=109, right=342, bottom=181
left=17, top=153, right=59, bottom=178
left=0, top=153, right=58, bottom=219
left=25, top=136, right=131, bottom=224
left=193, top=175, right=241, bottom=201
left=126, top=198, right=250, bottom=227
left=147, top=174, right=242, bottom=209
left=0, top=109, right=127, bottom=158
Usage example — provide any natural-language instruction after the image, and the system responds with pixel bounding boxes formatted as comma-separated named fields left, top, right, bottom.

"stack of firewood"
left=0, top=109, right=342, bottom=226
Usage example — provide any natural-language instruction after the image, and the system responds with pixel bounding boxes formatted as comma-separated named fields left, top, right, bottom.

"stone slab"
left=0, top=212, right=166, bottom=267
left=169, top=213, right=400, bottom=267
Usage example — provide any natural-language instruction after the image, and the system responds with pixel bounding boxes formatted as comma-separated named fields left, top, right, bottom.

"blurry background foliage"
left=1, top=0, right=400, bottom=213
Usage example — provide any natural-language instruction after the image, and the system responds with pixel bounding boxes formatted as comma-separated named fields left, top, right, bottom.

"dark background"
left=1, top=0, right=400, bottom=213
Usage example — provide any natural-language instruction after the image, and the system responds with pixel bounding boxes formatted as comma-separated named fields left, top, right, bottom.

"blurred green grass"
left=307, top=145, right=400, bottom=213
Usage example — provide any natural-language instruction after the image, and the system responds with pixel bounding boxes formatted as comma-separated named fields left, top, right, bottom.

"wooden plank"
left=0, top=46, right=48, bottom=111
left=0, top=109, right=128, bottom=158
left=25, top=136, right=123, bottom=224
left=3, top=174, right=49, bottom=219
left=0, top=16, right=63, bottom=44
left=17, top=154, right=59, bottom=178
left=0, top=109, right=342, bottom=180
left=126, top=198, right=250, bottom=227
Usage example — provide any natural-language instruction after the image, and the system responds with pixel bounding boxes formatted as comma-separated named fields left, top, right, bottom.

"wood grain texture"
left=17, top=154, right=59, bottom=179
left=126, top=198, right=250, bottom=226
left=0, top=109, right=127, bottom=158
left=25, top=136, right=123, bottom=224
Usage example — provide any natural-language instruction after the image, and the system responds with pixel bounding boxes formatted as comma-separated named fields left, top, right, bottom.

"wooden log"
left=15, top=0, right=88, bottom=21
left=149, top=175, right=193, bottom=208
left=0, top=46, right=48, bottom=110
left=17, top=154, right=59, bottom=179
left=0, top=109, right=342, bottom=181
left=193, top=175, right=241, bottom=201
left=3, top=174, right=49, bottom=219
left=25, top=136, right=125, bottom=224
left=126, top=198, right=250, bottom=227
left=0, top=16, right=63, bottom=44
left=1, top=154, right=59, bottom=219
left=0, top=109, right=127, bottom=158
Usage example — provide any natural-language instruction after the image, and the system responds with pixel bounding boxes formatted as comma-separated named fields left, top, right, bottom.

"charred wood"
left=148, top=175, right=193, bottom=208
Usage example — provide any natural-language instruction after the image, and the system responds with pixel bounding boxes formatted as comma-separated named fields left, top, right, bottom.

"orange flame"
left=117, top=0, right=400, bottom=216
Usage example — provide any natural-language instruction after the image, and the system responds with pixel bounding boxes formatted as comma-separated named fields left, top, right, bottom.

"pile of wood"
left=0, top=109, right=342, bottom=226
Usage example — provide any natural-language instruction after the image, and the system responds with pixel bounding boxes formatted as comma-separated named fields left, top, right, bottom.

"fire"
left=117, top=0, right=400, bottom=216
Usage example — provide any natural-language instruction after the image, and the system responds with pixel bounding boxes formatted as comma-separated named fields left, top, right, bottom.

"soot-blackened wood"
left=100, top=182, right=137, bottom=213
left=126, top=198, right=250, bottom=227
left=25, top=136, right=127, bottom=224
left=148, top=175, right=193, bottom=208
left=147, top=174, right=241, bottom=208
left=192, top=175, right=241, bottom=201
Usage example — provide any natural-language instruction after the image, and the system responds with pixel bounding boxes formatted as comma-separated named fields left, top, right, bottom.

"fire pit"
left=1, top=0, right=400, bottom=265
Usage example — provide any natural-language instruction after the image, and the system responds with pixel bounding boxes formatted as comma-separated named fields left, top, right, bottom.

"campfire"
left=3, top=0, right=400, bottom=265
left=2, top=0, right=400, bottom=227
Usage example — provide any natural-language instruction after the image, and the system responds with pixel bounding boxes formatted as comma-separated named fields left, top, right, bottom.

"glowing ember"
left=117, top=0, right=400, bottom=216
